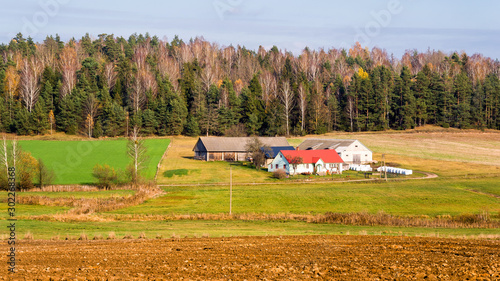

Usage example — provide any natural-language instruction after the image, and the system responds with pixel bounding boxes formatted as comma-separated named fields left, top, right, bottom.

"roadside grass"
left=19, top=138, right=169, bottom=184
left=3, top=219, right=499, bottom=240
left=1, top=190, right=136, bottom=199
left=1, top=205, right=70, bottom=217
left=109, top=178, right=500, bottom=217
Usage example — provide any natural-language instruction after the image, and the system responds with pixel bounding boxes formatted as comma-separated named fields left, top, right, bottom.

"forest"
left=1, top=33, right=499, bottom=138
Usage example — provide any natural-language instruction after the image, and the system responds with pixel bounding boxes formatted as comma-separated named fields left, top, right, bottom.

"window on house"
left=365, top=154, right=368, bottom=157
left=306, top=164, right=309, bottom=169
left=355, top=145, right=358, bottom=148
left=283, top=165, right=286, bottom=169
left=275, top=164, right=278, bottom=169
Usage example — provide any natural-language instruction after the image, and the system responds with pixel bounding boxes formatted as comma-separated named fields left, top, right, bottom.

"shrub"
left=23, top=231, right=34, bottom=240
left=273, top=169, right=287, bottom=179
left=92, top=164, right=118, bottom=190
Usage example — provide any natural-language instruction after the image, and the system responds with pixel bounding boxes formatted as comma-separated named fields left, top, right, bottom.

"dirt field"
left=2, top=235, right=499, bottom=280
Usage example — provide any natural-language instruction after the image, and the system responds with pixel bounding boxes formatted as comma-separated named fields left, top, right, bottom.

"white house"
left=268, top=150, right=344, bottom=176
left=297, top=139, right=372, bottom=165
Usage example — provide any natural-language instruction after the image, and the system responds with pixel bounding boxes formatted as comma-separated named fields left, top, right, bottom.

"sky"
left=1, top=0, right=499, bottom=59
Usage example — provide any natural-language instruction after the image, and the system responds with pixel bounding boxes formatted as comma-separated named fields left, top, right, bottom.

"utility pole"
left=229, top=165, right=233, bottom=215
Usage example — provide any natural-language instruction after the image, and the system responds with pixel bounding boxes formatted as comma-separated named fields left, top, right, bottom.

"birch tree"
left=127, top=126, right=148, bottom=185
left=297, top=83, right=307, bottom=132
left=20, top=57, right=43, bottom=112
left=279, top=81, right=294, bottom=136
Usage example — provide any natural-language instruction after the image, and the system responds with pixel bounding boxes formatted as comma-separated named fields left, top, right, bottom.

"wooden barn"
left=297, top=139, right=372, bottom=165
left=193, top=137, right=290, bottom=161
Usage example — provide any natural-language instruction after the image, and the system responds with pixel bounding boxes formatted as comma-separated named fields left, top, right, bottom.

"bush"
left=92, top=164, right=118, bottom=189
left=273, top=169, right=287, bottom=179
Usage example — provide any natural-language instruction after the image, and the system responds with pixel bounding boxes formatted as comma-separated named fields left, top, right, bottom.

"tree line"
left=1, top=33, right=499, bottom=138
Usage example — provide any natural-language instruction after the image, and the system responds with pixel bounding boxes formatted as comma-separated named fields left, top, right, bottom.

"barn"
left=297, top=139, right=372, bottom=165
left=193, top=137, right=290, bottom=161
left=268, top=150, right=344, bottom=176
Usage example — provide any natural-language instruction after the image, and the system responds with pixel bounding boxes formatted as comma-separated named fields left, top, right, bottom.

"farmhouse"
left=193, top=137, right=290, bottom=161
left=268, top=150, right=344, bottom=176
left=297, top=139, right=372, bottom=165
left=262, top=146, right=296, bottom=166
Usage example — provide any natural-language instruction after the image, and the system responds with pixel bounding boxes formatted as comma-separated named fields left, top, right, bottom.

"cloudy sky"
left=1, top=0, right=499, bottom=59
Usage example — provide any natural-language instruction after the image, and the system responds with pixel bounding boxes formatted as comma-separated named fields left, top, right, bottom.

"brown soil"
left=2, top=235, right=499, bottom=280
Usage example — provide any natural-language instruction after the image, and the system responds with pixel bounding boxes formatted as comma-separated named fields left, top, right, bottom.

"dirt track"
left=2, top=235, right=499, bottom=280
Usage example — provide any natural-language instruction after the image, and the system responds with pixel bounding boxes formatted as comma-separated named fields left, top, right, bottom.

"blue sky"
left=2, top=0, right=499, bottom=59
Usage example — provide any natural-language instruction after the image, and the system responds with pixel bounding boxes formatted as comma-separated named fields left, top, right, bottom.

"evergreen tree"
left=452, top=72, right=472, bottom=128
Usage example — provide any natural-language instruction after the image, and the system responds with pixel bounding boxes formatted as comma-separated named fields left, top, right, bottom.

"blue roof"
left=262, top=146, right=295, bottom=158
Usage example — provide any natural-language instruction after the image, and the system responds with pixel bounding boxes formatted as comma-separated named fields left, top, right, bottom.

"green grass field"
left=4, top=219, right=499, bottom=240
left=110, top=178, right=500, bottom=217
left=19, top=138, right=170, bottom=184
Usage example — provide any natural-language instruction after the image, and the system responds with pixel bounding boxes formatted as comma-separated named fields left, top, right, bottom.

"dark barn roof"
left=193, top=137, right=290, bottom=152
left=262, top=146, right=296, bottom=158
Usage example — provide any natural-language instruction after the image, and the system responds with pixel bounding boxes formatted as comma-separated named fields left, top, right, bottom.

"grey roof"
left=194, top=137, right=290, bottom=152
left=262, top=146, right=296, bottom=158
left=297, top=139, right=370, bottom=152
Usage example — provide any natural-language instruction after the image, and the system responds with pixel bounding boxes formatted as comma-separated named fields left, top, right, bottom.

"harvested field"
left=3, top=235, right=499, bottom=280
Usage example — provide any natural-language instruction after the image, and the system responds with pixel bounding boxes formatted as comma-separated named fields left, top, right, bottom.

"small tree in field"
left=92, top=164, right=117, bottom=190
left=18, top=151, right=37, bottom=190
left=37, top=158, right=55, bottom=188
left=245, top=137, right=269, bottom=170
left=127, top=126, right=149, bottom=186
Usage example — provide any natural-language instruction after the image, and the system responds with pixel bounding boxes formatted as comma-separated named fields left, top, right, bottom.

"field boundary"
left=155, top=139, right=172, bottom=182
left=157, top=171, right=439, bottom=187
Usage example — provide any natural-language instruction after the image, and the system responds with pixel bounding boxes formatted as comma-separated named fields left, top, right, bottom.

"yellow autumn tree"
left=4, top=65, right=19, bottom=99
left=357, top=67, right=369, bottom=79
left=18, top=151, right=38, bottom=190
left=84, top=114, right=94, bottom=138
left=48, top=110, right=55, bottom=134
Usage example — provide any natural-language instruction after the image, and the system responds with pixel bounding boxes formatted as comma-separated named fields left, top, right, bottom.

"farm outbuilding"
left=262, top=146, right=296, bottom=166
left=193, top=137, right=290, bottom=161
left=297, top=139, right=372, bottom=165
left=268, top=150, right=344, bottom=176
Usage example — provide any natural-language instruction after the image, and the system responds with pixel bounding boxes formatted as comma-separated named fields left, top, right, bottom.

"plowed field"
left=2, top=235, right=499, bottom=280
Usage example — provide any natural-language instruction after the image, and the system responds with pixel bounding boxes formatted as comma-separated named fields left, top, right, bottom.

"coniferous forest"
left=1, top=33, right=500, bottom=138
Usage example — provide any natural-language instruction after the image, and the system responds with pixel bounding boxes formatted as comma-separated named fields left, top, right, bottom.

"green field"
left=19, top=139, right=170, bottom=184
left=4, top=219, right=498, bottom=240
left=111, top=178, right=500, bottom=217
left=1, top=129, right=499, bottom=239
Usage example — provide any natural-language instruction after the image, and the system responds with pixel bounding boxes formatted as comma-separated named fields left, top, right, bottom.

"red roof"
left=280, top=150, right=344, bottom=164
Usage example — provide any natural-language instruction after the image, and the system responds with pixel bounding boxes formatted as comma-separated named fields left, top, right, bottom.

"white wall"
left=338, top=140, right=372, bottom=164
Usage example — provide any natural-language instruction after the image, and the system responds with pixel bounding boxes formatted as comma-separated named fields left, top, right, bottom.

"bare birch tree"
left=297, top=83, right=307, bottom=132
left=279, top=81, right=294, bottom=136
left=20, top=57, right=43, bottom=112
left=83, top=94, right=99, bottom=138
left=59, top=45, right=79, bottom=98
left=127, top=126, right=148, bottom=185
left=1, top=135, right=8, bottom=179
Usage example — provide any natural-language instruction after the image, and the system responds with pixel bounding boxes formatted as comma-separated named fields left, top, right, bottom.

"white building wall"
left=338, top=141, right=372, bottom=164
